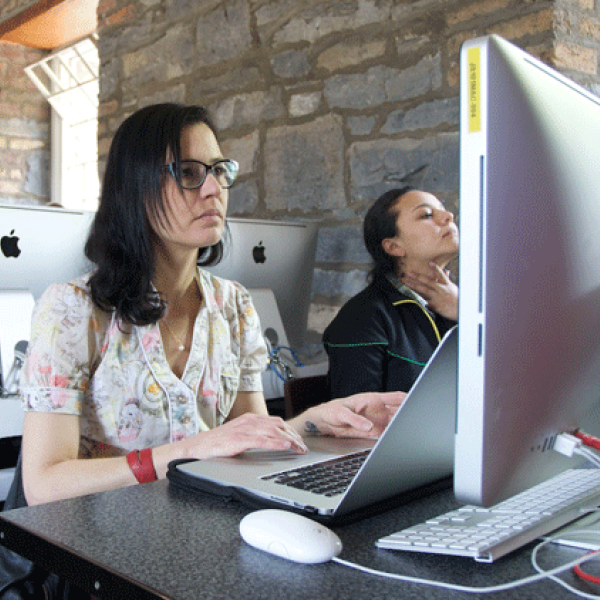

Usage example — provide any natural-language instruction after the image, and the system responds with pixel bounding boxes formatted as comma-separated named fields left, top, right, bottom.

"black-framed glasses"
left=166, top=159, right=239, bottom=190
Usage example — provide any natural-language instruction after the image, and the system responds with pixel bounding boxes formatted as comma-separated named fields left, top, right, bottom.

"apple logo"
left=1, top=230, right=20, bottom=258
left=252, top=241, right=266, bottom=264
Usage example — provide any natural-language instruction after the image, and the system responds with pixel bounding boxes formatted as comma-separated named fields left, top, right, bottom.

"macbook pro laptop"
left=169, top=326, right=457, bottom=522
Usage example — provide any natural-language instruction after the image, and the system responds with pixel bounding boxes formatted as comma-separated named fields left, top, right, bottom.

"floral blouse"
left=20, top=269, right=268, bottom=458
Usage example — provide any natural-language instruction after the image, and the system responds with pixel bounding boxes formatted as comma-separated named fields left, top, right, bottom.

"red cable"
left=574, top=551, right=600, bottom=585
left=574, top=430, right=600, bottom=452
left=570, top=431, right=600, bottom=583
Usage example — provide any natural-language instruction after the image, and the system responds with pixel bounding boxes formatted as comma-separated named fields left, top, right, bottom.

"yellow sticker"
left=467, top=47, right=481, bottom=133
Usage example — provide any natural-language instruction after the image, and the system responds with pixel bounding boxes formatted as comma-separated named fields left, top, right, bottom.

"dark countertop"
left=0, top=479, right=591, bottom=599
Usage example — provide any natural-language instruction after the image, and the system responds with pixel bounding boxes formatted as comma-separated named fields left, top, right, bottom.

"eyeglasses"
left=166, top=159, right=239, bottom=190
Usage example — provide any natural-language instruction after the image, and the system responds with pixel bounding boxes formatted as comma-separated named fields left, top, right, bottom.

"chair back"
left=283, top=374, right=328, bottom=419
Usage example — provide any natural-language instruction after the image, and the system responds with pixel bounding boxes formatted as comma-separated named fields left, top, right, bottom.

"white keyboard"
left=377, top=469, right=600, bottom=562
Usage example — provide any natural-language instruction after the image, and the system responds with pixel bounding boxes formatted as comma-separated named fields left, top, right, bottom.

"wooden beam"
left=0, top=0, right=97, bottom=50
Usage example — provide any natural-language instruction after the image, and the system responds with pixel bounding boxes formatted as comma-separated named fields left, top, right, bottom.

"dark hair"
left=85, top=103, right=226, bottom=326
left=363, top=186, right=414, bottom=281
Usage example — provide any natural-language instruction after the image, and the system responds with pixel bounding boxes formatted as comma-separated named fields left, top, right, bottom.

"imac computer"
left=0, top=205, right=95, bottom=500
left=456, top=35, right=600, bottom=507
left=0, top=203, right=95, bottom=386
left=205, top=218, right=318, bottom=350
left=0, top=204, right=95, bottom=300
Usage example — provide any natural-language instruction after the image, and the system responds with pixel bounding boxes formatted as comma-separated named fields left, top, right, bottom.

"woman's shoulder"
left=37, top=273, right=91, bottom=303
left=198, top=268, right=248, bottom=296
left=336, top=279, right=395, bottom=315
left=34, top=273, right=109, bottom=325
left=324, top=283, right=386, bottom=334
left=323, top=277, right=410, bottom=339
left=197, top=269, right=262, bottom=334
left=197, top=268, right=254, bottom=312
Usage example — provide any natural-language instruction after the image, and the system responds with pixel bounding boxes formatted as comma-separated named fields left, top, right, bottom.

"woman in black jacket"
left=323, top=186, right=459, bottom=399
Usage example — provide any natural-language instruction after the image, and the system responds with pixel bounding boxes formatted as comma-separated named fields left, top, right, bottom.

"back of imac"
left=205, top=218, right=317, bottom=349
left=0, top=204, right=94, bottom=300
left=456, top=35, right=600, bottom=506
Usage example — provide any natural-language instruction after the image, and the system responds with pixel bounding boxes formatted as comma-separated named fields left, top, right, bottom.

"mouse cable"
left=531, top=531, right=600, bottom=599
left=331, top=533, right=600, bottom=597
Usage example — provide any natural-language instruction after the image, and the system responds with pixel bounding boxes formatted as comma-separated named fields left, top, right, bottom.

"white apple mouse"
left=239, top=509, right=343, bottom=564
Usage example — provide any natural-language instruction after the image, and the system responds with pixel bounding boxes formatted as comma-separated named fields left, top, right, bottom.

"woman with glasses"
left=16, top=103, right=404, bottom=505
left=323, top=186, right=459, bottom=400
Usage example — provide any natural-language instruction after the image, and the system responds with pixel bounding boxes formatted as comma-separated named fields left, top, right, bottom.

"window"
left=25, top=36, right=99, bottom=210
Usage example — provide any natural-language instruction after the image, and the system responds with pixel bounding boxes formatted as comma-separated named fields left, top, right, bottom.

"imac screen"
left=456, top=35, right=600, bottom=506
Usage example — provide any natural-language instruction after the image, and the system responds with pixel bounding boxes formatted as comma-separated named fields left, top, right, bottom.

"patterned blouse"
left=20, top=269, right=268, bottom=458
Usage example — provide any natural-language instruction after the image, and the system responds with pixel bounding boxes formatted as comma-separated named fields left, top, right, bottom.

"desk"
left=0, top=480, right=591, bottom=599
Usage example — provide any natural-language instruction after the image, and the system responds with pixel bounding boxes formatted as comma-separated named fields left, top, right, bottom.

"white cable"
left=531, top=531, right=600, bottom=599
left=331, top=549, right=600, bottom=595
left=329, top=436, right=600, bottom=596
left=576, top=447, right=600, bottom=469
left=554, top=432, right=600, bottom=468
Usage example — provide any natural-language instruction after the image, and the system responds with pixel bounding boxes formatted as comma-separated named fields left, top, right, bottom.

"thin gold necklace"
left=162, top=318, right=187, bottom=352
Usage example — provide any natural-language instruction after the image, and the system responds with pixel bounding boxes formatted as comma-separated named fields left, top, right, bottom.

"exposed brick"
left=489, top=8, right=554, bottom=40
left=445, top=0, right=513, bottom=27
left=100, top=3, right=136, bottom=28
left=97, top=0, right=118, bottom=15
left=553, top=42, right=598, bottom=74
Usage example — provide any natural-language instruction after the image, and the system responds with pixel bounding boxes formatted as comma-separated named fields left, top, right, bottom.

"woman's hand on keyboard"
left=180, top=413, right=309, bottom=460
left=293, top=391, right=406, bottom=438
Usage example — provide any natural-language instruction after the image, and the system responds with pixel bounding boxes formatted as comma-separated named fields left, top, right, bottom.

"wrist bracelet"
left=126, top=448, right=158, bottom=484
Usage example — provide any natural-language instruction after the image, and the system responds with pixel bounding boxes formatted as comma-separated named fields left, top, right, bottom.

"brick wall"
left=0, top=41, right=49, bottom=205
left=0, top=0, right=39, bottom=23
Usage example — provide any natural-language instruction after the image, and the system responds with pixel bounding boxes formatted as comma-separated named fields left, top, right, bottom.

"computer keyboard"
left=261, top=450, right=370, bottom=497
left=376, top=468, right=600, bottom=563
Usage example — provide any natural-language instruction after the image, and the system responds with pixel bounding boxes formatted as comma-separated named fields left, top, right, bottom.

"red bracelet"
left=126, top=448, right=157, bottom=484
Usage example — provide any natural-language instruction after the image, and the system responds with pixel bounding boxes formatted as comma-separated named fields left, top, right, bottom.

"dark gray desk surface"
left=0, top=479, right=594, bottom=599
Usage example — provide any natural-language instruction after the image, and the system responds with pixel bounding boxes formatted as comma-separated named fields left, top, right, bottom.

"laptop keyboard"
left=261, top=450, right=370, bottom=497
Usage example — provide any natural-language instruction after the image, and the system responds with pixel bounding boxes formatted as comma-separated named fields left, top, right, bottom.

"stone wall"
left=0, top=41, right=49, bottom=205
left=2, top=0, right=599, bottom=347
left=98, top=0, right=593, bottom=346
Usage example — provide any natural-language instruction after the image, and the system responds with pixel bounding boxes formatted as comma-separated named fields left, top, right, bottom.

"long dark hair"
left=85, top=103, right=225, bottom=326
left=363, top=186, right=413, bottom=282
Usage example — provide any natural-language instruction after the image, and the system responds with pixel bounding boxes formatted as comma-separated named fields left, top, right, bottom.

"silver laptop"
left=173, top=326, right=457, bottom=520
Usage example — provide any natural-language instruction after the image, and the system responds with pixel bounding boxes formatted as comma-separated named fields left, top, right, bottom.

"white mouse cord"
left=331, top=540, right=600, bottom=597
left=531, top=531, right=600, bottom=599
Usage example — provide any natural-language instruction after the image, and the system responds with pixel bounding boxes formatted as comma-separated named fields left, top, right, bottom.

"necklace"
left=161, top=318, right=187, bottom=352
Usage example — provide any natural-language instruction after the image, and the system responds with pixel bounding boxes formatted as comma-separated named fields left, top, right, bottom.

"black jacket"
left=323, top=275, right=456, bottom=400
